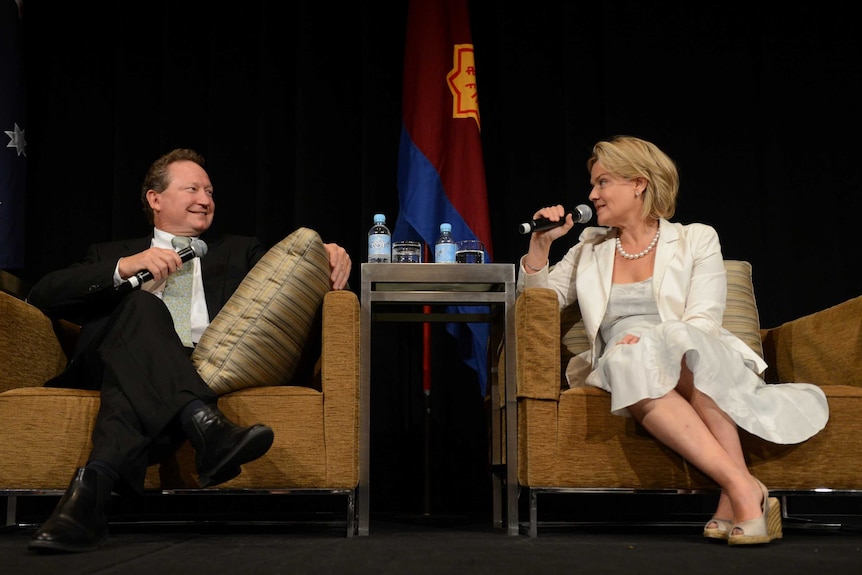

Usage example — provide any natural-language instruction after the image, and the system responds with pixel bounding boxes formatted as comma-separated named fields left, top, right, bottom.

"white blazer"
left=518, top=219, right=768, bottom=385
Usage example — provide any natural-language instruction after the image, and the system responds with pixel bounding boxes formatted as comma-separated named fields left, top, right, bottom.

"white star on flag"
left=5, top=122, right=26, bottom=157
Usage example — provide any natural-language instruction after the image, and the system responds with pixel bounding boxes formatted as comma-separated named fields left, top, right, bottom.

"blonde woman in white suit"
left=517, top=135, right=828, bottom=546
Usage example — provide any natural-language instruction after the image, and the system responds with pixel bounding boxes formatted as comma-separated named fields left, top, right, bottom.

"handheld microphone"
left=518, top=204, right=593, bottom=234
left=127, top=238, right=208, bottom=289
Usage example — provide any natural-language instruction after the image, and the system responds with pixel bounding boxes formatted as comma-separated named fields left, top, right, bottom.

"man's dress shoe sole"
left=29, top=535, right=107, bottom=554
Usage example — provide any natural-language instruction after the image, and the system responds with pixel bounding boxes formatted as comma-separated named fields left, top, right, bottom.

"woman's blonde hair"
left=587, top=135, right=678, bottom=220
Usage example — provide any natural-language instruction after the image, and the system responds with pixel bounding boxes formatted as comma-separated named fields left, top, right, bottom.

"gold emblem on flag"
left=447, top=43, right=480, bottom=129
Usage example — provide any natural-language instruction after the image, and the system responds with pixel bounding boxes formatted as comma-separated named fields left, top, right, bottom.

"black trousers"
left=52, top=290, right=218, bottom=493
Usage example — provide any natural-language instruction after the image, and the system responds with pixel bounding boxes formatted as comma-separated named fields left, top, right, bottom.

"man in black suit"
left=26, top=148, right=352, bottom=553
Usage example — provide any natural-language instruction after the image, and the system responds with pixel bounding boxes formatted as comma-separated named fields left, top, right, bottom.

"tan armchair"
left=0, top=287, right=360, bottom=535
left=510, top=260, right=862, bottom=536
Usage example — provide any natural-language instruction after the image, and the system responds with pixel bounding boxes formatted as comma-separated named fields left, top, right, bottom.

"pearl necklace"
left=616, top=227, right=660, bottom=260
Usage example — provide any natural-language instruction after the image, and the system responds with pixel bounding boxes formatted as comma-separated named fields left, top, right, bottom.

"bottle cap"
left=440, top=223, right=452, bottom=232
left=373, top=214, right=386, bottom=224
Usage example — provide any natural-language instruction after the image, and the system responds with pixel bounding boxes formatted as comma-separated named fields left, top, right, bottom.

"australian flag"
left=1, top=0, right=27, bottom=269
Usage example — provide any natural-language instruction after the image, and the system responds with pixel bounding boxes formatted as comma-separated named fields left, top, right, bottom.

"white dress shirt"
left=113, top=228, right=210, bottom=344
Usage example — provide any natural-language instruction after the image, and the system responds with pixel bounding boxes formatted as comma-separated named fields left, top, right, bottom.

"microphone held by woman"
left=518, top=204, right=593, bottom=234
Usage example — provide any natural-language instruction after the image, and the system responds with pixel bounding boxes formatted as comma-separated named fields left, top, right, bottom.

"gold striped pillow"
left=192, top=227, right=331, bottom=395
left=723, top=260, right=764, bottom=359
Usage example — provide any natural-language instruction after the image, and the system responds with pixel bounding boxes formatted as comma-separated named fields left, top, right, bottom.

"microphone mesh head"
left=574, top=204, right=593, bottom=223
left=191, top=238, right=209, bottom=258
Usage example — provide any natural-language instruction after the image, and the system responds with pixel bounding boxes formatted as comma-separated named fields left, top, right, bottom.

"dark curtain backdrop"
left=14, top=1, right=862, bottom=516
left=18, top=0, right=862, bottom=326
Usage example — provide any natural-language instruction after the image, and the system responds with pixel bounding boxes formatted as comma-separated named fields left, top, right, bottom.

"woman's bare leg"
left=627, top=384, right=763, bottom=526
left=674, top=358, right=750, bottom=524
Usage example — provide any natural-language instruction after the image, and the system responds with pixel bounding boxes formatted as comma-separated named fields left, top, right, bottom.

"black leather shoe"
left=182, top=404, right=274, bottom=488
left=28, top=467, right=110, bottom=553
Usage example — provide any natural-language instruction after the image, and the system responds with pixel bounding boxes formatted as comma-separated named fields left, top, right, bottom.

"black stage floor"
left=3, top=493, right=861, bottom=575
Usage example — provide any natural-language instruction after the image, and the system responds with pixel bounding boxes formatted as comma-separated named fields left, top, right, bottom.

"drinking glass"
left=392, top=240, right=422, bottom=263
left=455, top=240, right=484, bottom=264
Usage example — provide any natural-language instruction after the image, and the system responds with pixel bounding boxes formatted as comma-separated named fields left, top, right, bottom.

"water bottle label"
left=435, top=243, right=457, bottom=263
left=368, top=234, right=391, bottom=261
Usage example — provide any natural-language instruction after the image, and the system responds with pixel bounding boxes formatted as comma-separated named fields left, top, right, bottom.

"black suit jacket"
left=28, top=232, right=268, bottom=360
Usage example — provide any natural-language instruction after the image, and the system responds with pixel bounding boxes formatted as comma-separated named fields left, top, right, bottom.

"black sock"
left=85, top=460, right=118, bottom=493
left=180, top=399, right=208, bottom=426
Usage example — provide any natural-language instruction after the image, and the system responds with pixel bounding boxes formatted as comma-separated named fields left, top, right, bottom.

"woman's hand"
left=530, top=204, right=575, bottom=243
left=522, top=204, right=574, bottom=274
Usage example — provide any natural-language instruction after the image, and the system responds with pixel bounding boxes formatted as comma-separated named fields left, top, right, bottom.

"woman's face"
left=588, top=161, right=641, bottom=228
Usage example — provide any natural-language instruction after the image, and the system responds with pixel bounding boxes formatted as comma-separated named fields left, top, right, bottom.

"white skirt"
left=585, top=320, right=829, bottom=445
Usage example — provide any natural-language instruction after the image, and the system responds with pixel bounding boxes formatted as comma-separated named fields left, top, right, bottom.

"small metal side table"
left=358, top=263, right=518, bottom=535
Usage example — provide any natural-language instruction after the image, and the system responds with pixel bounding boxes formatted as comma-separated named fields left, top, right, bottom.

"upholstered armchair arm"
left=0, top=290, right=70, bottom=393
left=515, top=288, right=562, bottom=401
left=512, top=288, right=565, bottom=486
left=321, top=289, right=361, bottom=486
left=760, top=294, right=862, bottom=387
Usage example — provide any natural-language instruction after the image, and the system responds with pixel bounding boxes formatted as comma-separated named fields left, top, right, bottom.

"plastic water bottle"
left=367, top=213, right=391, bottom=263
left=434, top=223, right=457, bottom=263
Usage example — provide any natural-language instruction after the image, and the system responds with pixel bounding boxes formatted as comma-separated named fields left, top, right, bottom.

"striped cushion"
left=192, top=228, right=331, bottom=395
left=723, top=260, right=764, bottom=359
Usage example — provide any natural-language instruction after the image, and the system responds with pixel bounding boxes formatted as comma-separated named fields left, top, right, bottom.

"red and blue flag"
left=394, top=0, right=494, bottom=396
